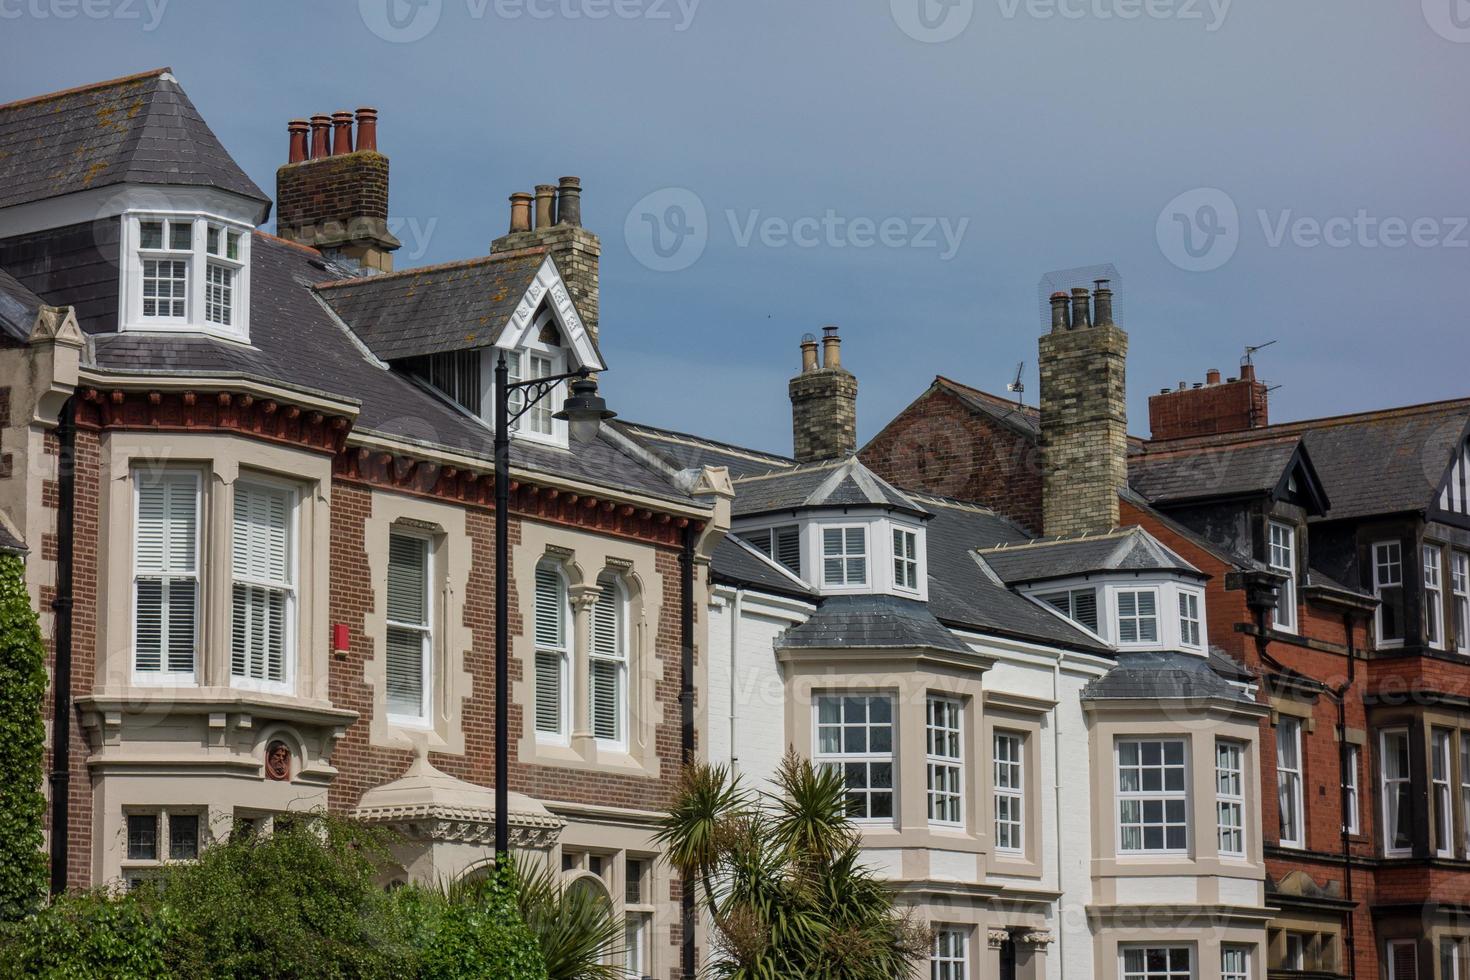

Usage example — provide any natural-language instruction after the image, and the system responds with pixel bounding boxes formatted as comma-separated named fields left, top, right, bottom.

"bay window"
left=993, top=731, right=1024, bottom=852
left=931, top=927, right=967, bottom=980
left=133, top=470, right=200, bottom=681
left=925, top=697, right=963, bottom=826
left=1426, top=544, right=1445, bottom=649
left=893, top=527, right=919, bottom=591
left=742, top=524, right=801, bottom=575
left=590, top=572, right=629, bottom=746
left=816, top=694, right=894, bottom=821
left=1269, top=521, right=1297, bottom=632
left=821, top=526, right=868, bottom=588
left=1117, top=738, right=1188, bottom=853
left=385, top=533, right=432, bottom=724
left=1178, top=590, right=1202, bottom=648
left=230, top=480, right=295, bottom=690
left=1215, top=739, right=1245, bottom=857
left=1374, top=541, right=1406, bottom=646
left=1035, top=587, right=1098, bottom=632
left=1433, top=729, right=1453, bottom=857
left=1121, top=946, right=1192, bottom=980
left=124, top=212, right=251, bottom=339
left=533, top=561, right=570, bottom=740
left=1116, top=589, right=1159, bottom=644
left=1454, top=552, right=1470, bottom=655
left=1381, top=729, right=1413, bottom=855
left=1276, top=718, right=1304, bottom=848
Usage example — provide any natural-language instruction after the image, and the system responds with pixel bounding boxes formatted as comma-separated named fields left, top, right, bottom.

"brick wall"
left=275, top=153, right=398, bottom=269
left=1038, top=323, right=1128, bottom=536
left=788, top=368, right=857, bottom=463
left=1148, top=373, right=1268, bottom=441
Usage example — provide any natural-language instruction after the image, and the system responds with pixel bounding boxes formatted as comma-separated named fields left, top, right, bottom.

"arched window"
left=590, top=572, right=628, bottom=746
left=533, top=560, right=570, bottom=740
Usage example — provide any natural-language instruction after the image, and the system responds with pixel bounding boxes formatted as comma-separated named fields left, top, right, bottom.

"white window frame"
left=1386, top=939, right=1418, bottom=980
left=1276, top=717, right=1305, bottom=849
left=1381, top=728, right=1413, bottom=857
left=1033, top=586, right=1100, bottom=634
left=1215, top=739, right=1245, bottom=857
left=1432, top=728, right=1453, bottom=858
left=1426, top=544, right=1446, bottom=650
left=590, top=572, right=630, bottom=750
left=132, top=469, right=201, bottom=684
left=1343, top=743, right=1361, bottom=835
left=1178, top=588, right=1203, bottom=650
left=931, top=925, right=968, bottom=980
left=820, top=524, right=869, bottom=589
left=1443, top=937, right=1466, bottom=980
left=893, top=526, right=920, bottom=594
left=925, top=696, right=963, bottom=828
left=1453, top=552, right=1470, bottom=656
left=742, top=524, right=802, bottom=576
left=120, top=211, right=252, bottom=342
left=993, top=730, right=1024, bottom=853
left=533, top=561, right=572, bottom=743
left=502, top=309, right=570, bottom=448
left=1116, top=738, right=1190, bottom=854
left=1120, top=944, right=1193, bottom=980
left=229, top=477, right=298, bottom=695
left=814, top=693, right=896, bottom=824
left=384, top=530, right=433, bottom=727
left=1462, top=734, right=1470, bottom=856
left=1269, top=521, right=1297, bottom=633
left=1115, top=588, right=1161, bottom=647
left=1374, top=540, right=1406, bottom=648
left=1220, top=945, right=1251, bottom=980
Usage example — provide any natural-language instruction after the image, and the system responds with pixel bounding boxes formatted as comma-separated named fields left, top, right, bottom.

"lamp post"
left=493, top=352, right=614, bottom=859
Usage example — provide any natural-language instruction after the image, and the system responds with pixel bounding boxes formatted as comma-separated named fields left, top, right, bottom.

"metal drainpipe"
left=1338, top=612, right=1357, bottom=980
left=729, top=589, right=742, bottom=773
left=1051, top=656, right=1066, bottom=976
left=48, top=396, right=76, bottom=895
left=679, top=525, right=697, bottom=980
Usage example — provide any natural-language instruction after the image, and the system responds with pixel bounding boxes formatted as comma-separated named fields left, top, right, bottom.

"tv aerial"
left=1007, top=362, right=1025, bottom=403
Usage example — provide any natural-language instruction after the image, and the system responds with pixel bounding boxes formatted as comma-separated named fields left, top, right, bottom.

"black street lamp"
left=493, top=352, right=614, bottom=859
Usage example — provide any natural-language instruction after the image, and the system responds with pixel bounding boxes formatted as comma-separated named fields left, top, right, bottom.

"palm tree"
left=656, top=752, right=928, bottom=980
left=514, top=863, right=627, bottom=980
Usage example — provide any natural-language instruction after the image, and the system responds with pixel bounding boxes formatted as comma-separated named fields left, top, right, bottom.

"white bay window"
left=816, top=694, right=894, bottom=822
left=230, top=481, right=295, bottom=690
left=925, top=697, right=962, bottom=827
left=133, top=471, right=200, bottom=681
left=1216, top=739, right=1245, bottom=857
left=1426, top=544, right=1445, bottom=649
left=123, top=212, right=251, bottom=340
left=1117, top=738, right=1188, bottom=853
left=822, top=526, right=868, bottom=588
left=1121, top=946, right=1192, bottom=980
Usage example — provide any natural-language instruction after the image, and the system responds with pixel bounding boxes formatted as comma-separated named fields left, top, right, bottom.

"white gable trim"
left=496, top=257, right=604, bottom=371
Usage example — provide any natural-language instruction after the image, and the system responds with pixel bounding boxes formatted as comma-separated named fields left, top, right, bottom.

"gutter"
left=48, top=396, right=76, bottom=895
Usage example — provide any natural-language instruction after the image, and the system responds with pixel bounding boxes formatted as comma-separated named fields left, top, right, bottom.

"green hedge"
left=0, top=551, right=48, bottom=921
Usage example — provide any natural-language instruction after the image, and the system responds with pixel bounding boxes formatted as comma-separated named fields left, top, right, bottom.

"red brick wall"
left=861, top=387, right=1043, bottom=532
left=1147, top=376, right=1269, bottom=441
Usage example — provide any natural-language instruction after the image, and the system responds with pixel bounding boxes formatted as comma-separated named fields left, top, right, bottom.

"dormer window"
left=1036, top=587, right=1099, bottom=633
left=1116, top=589, right=1160, bottom=645
left=742, top=524, right=801, bottom=575
left=822, top=526, right=868, bottom=588
left=122, top=211, right=252, bottom=341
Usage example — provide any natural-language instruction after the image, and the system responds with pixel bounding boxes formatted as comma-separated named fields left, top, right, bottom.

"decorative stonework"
left=265, top=740, right=292, bottom=781
left=1020, top=930, right=1054, bottom=948
left=988, top=928, right=1011, bottom=949
left=74, top=387, right=351, bottom=455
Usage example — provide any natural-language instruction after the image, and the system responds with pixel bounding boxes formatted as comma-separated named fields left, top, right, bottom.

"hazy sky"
left=6, top=0, right=1468, bottom=455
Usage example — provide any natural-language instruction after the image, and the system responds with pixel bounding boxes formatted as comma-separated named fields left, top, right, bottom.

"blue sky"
left=6, top=0, right=1469, bottom=455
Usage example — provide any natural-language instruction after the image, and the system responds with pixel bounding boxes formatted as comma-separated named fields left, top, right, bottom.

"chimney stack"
left=491, top=175, right=601, bottom=339
left=1148, top=361, right=1270, bottom=440
left=277, top=107, right=400, bottom=273
left=789, top=326, right=859, bottom=463
left=1038, top=279, right=1129, bottom=536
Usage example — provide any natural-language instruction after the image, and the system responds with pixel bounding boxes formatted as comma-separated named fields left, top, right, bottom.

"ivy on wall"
left=0, top=551, right=48, bottom=920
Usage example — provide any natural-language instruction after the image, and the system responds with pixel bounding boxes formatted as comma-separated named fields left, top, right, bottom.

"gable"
left=1431, top=429, right=1470, bottom=528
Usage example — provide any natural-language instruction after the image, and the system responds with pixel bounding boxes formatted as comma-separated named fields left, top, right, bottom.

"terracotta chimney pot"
left=287, top=119, right=309, bottom=164
left=331, top=111, right=354, bottom=155
left=354, top=107, right=378, bottom=152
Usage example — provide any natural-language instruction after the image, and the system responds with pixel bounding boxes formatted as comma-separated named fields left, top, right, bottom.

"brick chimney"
left=1038, top=280, right=1128, bottom=536
left=275, top=108, right=400, bottom=273
left=789, top=326, right=858, bottom=463
left=491, top=176, right=600, bottom=338
left=1148, top=363, right=1269, bottom=440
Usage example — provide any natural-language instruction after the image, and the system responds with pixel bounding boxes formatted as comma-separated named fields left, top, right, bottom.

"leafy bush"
left=0, top=889, right=178, bottom=979
left=398, top=862, right=547, bottom=980
left=0, top=551, right=48, bottom=920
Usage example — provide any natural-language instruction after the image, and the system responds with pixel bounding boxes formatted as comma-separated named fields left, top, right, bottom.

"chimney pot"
left=1070, top=287, right=1091, bottom=329
left=509, top=192, right=533, bottom=234
left=1092, top=279, right=1114, bottom=326
left=1049, top=292, right=1071, bottom=332
left=309, top=114, right=331, bottom=159
left=1178, top=381, right=1187, bottom=391
left=1240, top=363, right=1256, bottom=382
left=556, top=176, right=582, bottom=227
left=800, top=334, right=819, bottom=373
left=534, top=184, right=557, bottom=230
left=287, top=119, right=309, bottom=164
left=1206, top=368, right=1221, bottom=385
left=821, top=325, right=842, bottom=370
left=331, top=111, right=354, bottom=155
left=354, top=107, right=378, bottom=152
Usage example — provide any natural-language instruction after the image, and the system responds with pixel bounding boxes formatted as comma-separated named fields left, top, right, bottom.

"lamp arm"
left=499, top=366, right=592, bottom=427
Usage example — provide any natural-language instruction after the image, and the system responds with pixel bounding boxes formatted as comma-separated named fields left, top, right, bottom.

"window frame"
left=1386, top=939, right=1418, bottom=980
left=1462, top=733, right=1470, bottom=857
left=1119, top=944, right=1194, bottom=980
left=930, top=925, right=968, bottom=980
left=121, top=211, right=252, bottom=341
left=501, top=312, right=571, bottom=448
left=814, top=693, right=896, bottom=825
left=1033, top=586, right=1100, bottom=634
left=1276, top=717, right=1305, bottom=849
left=1116, top=737, right=1190, bottom=855
left=1269, top=520, right=1298, bottom=633
left=1177, top=588, right=1203, bottom=650
left=121, top=805, right=206, bottom=881
left=1114, top=587, right=1161, bottom=647
left=993, top=730, right=1025, bottom=853
left=1453, top=551, right=1470, bottom=656
left=1215, top=739, right=1246, bottom=858
left=1426, top=543, right=1446, bottom=650
left=1374, top=540, right=1406, bottom=647
left=132, top=469, right=202, bottom=684
left=229, top=477, right=299, bottom=695
left=1220, top=945, right=1251, bottom=980
left=1432, top=727, right=1453, bottom=858
left=740, top=524, right=802, bottom=576
left=1343, top=743, right=1361, bottom=835
left=925, top=696, right=963, bottom=828
left=590, top=572, right=630, bottom=750
left=1381, top=728, right=1413, bottom=857
left=820, top=524, right=869, bottom=590
left=384, top=530, right=434, bottom=727
left=892, top=526, right=920, bottom=594
left=532, top=560, right=572, bottom=743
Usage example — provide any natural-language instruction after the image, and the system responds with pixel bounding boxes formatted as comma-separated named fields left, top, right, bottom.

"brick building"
left=863, top=284, right=1470, bottom=979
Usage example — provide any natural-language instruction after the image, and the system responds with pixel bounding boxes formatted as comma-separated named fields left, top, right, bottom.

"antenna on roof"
left=1242, top=340, right=1277, bottom=367
left=1006, top=362, right=1025, bottom=404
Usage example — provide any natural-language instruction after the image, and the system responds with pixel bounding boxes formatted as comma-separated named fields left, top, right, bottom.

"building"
left=0, top=68, right=737, bottom=979
left=863, top=284, right=1470, bottom=979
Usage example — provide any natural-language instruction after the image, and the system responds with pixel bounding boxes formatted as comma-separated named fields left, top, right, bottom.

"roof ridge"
left=974, top=526, right=1130, bottom=553
left=621, top=421, right=794, bottom=465
left=733, top=458, right=845, bottom=485
left=935, top=375, right=1038, bottom=413
left=1134, top=435, right=1300, bottom=461
left=1148, top=396, right=1470, bottom=448
left=0, top=67, right=171, bottom=113
left=311, top=249, right=547, bottom=290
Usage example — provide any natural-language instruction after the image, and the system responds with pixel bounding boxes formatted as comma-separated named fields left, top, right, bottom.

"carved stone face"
left=265, top=741, right=292, bottom=782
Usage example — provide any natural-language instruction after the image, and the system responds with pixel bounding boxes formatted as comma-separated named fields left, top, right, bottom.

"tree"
left=657, top=752, right=928, bottom=980
left=0, top=551, right=49, bottom=920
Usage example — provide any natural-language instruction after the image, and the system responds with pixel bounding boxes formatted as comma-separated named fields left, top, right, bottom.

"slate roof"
left=314, top=251, right=554, bottom=362
left=975, top=526, right=1201, bottom=585
left=732, top=456, right=928, bottom=519
left=0, top=265, right=44, bottom=344
left=1129, top=438, right=1303, bottom=504
left=0, top=68, right=268, bottom=214
left=710, top=536, right=814, bottom=598
left=774, top=594, right=974, bottom=656
left=1081, top=650, right=1256, bottom=703
left=84, top=235, right=695, bottom=504
left=620, top=422, right=796, bottom=479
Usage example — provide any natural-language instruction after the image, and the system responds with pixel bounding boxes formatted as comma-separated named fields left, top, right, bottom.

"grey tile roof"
left=732, top=456, right=928, bottom=518
left=86, top=234, right=694, bottom=504
left=0, top=265, right=44, bottom=343
left=1117, top=487, right=1259, bottom=571
left=1129, top=438, right=1302, bottom=503
left=0, top=68, right=268, bottom=213
left=710, top=536, right=815, bottom=597
left=775, top=594, right=974, bottom=656
left=314, top=251, right=556, bottom=362
left=1082, top=650, right=1255, bottom=702
left=975, top=526, right=1200, bottom=585
left=619, top=422, right=795, bottom=479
